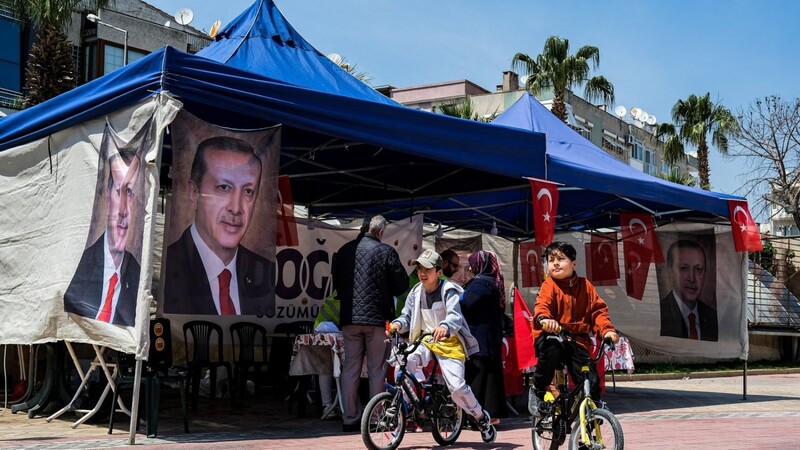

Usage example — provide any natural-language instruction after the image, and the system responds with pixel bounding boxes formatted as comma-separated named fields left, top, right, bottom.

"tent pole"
left=128, top=358, right=143, bottom=444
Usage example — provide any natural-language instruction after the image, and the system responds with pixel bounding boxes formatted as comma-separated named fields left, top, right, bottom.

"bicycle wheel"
left=532, top=414, right=564, bottom=450
left=569, top=408, right=623, bottom=450
left=431, top=397, right=463, bottom=446
left=361, top=391, right=407, bottom=450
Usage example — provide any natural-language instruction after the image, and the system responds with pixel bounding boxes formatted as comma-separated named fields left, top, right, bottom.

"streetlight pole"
left=87, top=13, right=128, bottom=66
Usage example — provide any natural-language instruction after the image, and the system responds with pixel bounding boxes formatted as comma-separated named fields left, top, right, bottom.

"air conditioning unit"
left=625, top=134, right=636, bottom=145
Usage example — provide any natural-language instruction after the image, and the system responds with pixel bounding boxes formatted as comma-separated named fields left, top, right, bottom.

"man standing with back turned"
left=332, top=215, right=409, bottom=432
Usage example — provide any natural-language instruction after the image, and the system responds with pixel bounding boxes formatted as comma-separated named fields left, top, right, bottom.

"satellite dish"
left=209, top=20, right=221, bottom=38
left=614, top=105, right=627, bottom=117
left=326, top=53, right=343, bottom=65
left=639, top=112, right=650, bottom=123
left=174, top=7, right=194, bottom=26
left=646, top=115, right=657, bottom=126
left=520, top=74, right=530, bottom=85
left=629, top=107, right=641, bottom=120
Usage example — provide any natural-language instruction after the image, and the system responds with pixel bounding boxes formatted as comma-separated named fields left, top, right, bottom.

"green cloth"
left=314, top=290, right=341, bottom=330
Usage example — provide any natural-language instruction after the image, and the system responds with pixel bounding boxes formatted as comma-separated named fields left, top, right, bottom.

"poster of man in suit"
left=656, top=232, right=718, bottom=341
left=64, top=119, right=151, bottom=327
left=162, top=111, right=279, bottom=316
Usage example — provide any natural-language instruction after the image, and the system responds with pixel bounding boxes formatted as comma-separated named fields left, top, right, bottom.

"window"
left=644, top=149, right=657, bottom=176
left=102, top=45, right=148, bottom=75
left=631, top=143, right=643, bottom=161
left=661, top=161, right=672, bottom=175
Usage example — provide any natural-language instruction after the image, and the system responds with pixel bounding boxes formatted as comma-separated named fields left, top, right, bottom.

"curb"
left=605, top=367, right=800, bottom=382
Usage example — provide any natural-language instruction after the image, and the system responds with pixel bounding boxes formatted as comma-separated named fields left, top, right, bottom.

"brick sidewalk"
left=2, top=372, right=799, bottom=449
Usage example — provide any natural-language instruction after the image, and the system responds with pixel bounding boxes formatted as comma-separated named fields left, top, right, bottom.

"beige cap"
left=413, top=249, right=442, bottom=269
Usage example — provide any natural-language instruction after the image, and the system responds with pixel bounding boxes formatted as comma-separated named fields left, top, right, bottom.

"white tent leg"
left=128, top=358, right=142, bottom=445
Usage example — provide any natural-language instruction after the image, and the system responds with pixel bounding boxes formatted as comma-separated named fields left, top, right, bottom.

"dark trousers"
left=531, top=336, right=600, bottom=400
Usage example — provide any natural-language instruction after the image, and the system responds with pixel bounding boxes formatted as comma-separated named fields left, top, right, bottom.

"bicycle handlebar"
left=544, top=327, right=615, bottom=364
left=389, top=331, right=433, bottom=356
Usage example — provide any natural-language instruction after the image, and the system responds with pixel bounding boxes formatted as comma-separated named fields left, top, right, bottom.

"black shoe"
left=342, top=422, right=360, bottom=432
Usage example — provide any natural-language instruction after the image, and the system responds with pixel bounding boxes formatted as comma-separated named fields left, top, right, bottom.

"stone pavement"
left=1, top=372, right=799, bottom=449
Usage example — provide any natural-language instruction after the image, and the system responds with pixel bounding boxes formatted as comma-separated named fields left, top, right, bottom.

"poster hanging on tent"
left=514, top=222, right=748, bottom=360
left=0, top=96, right=180, bottom=355
left=161, top=111, right=280, bottom=318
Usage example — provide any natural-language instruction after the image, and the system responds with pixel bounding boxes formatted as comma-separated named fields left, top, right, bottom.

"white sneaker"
left=478, top=410, right=497, bottom=444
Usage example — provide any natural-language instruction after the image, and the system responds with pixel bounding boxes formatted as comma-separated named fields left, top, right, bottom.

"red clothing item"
left=532, top=274, right=616, bottom=351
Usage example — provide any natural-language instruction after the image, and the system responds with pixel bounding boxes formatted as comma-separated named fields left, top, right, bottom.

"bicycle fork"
left=578, top=367, right=604, bottom=449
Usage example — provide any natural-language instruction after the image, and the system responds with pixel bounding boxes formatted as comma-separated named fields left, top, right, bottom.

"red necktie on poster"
left=529, top=179, right=559, bottom=247
left=688, top=312, right=698, bottom=340
left=727, top=200, right=763, bottom=252
left=219, top=269, right=236, bottom=315
left=512, top=288, right=537, bottom=370
left=584, top=232, right=620, bottom=286
left=97, top=272, right=118, bottom=323
left=277, top=175, right=299, bottom=247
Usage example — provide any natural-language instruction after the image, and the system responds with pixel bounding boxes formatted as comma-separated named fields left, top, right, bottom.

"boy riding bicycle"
left=528, top=241, right=620, bottom=417
left=388, top=249, right=497, bottom=444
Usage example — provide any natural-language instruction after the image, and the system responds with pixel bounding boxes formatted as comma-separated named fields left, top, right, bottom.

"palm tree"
left=659, top=168, right=696, bottom=187
left=434, top=97, right=497, bottom=123
left=512, top=35, right=614, bottom=122
left=656, top=93, right=738, bottom=190
left=12, top=0, right=110, bottom=106
left=330, top=54, right=372, bottom=85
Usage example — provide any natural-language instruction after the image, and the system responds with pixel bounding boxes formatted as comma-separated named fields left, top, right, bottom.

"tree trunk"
left=697, top=138, right=711, bottom=190
left=552, top=91, right=567, bottom=123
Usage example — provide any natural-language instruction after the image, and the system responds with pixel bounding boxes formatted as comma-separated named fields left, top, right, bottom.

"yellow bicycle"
left=531, top=329, right=623, bottom=450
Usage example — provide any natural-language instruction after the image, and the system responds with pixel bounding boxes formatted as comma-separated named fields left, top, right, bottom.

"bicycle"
left=531, top=328, right=624, bottom=450
left=361, top=331, right=464, bottom=450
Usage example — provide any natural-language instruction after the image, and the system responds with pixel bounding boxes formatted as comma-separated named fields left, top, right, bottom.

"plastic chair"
left=183, top=320, right=232, bottom=409
left=229, top=322, right=269, bottom=398
left=109, top=318, right=189, bottom=437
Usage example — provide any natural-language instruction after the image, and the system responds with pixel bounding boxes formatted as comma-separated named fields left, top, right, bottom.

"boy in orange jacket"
left=528, top=241, right=619, bottom=417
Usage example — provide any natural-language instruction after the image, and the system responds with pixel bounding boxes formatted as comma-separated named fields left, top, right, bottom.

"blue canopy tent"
left=197, top=0, right=397, bottom=105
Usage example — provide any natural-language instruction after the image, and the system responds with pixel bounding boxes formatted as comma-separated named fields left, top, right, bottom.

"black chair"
left=183, top=320, right=232, bottom=409
left=109, top=318, right=189, bottom=437
left=229, top=322, right=269, bottom=398
left=271, top=321, right=317, bottom=416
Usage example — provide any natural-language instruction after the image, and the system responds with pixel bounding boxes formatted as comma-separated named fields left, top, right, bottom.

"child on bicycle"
left=388, top=249, right=497, bottom=444
left=528, top=241, right=620, bottom=417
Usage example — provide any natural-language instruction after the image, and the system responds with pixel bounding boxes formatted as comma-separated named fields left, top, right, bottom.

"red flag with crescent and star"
left=276, top=175, right=299, bottom=247
left=728, top=200, right=763, bottom=252
left=513, top=288, right=537, bottom=370
left=620, top=213, right=660, bottom=300
left=585, top=232, right=620, bottom=286
left=519, top=242, right=544, bottom=288
left=530, top=179, right=559, bottom=247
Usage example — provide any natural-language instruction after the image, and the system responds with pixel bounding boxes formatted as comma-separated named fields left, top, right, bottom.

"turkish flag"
left=519, top=242, right=544, bottom=288
left=530, top=179, right=559, bottom=247
left=728, top=200, right=763, bottom=252
left=502, top=336, right=525, bottom=397
left=623, top=244, right=652, bottom=300
left=513, top=288, right=537, bottom=370
left=620, top=212, right=664, bottom=263
left=276, top=175, right=299, bottom=247
left=584, top=233, right=620, bottom=286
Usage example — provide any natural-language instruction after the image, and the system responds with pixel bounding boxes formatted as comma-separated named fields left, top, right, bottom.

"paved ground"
left=1, top=372, right=799, bottom=449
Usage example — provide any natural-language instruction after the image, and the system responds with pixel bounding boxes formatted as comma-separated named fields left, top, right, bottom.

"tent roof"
left=197, top=0, right=397, bottom=106
left=492, top=93, right=743, bottom=223
left=0, top=48, right=550, bottom=236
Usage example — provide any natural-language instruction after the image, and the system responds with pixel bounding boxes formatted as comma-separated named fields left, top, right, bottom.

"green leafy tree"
left=331, top=54, right=372, bottom=85
left=512, top=35, right=614, bottom=122
left=659, top=168, right=696, bottom=187
left=434, top=97, right=497, bottom=123
left=12, top=0, right=110, bottom=106
left=655, top=93, right=738, bottom=190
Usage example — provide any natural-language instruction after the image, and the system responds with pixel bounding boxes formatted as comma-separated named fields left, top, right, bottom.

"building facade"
left=0, top=0, right=211, bottom=113
left=389, top=71, right=698, bottom=183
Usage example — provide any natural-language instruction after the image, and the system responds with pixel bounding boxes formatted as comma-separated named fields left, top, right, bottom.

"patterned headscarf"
left=467, top=250, right=506, bottom=309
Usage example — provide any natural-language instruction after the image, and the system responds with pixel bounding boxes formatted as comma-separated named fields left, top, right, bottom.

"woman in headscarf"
left=460, top=250, right=508, bottom=423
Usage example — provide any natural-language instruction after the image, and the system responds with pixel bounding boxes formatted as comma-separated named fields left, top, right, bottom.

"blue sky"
left=149, top=0, right=800, bottom=219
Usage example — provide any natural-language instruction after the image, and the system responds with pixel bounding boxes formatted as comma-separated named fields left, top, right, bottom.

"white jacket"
left=393, top=279, right=480, bottom=357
